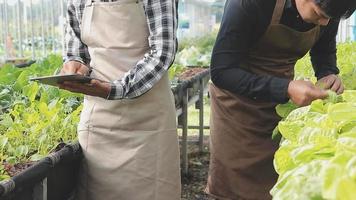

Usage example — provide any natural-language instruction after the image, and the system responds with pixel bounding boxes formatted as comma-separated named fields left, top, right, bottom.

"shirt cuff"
left=316, top=69, right=340, bottom=80
left=63, top=56, right=87, bottom=65
left=107, top=81, right=124, bottom=100
left=269, top=77, right=291, bottom=103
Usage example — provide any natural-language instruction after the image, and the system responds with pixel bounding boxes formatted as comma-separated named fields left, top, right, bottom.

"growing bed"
left=0, top=63, right=210, bottom=199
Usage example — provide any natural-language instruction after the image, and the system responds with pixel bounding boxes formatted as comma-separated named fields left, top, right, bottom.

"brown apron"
left=206, top=0, right=320, bottom=199
left=76, top=0, right=181, bottom=199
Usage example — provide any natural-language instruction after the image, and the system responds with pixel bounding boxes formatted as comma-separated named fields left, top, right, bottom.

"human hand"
left=287, top=80, right=328, bottom=106
left=59, top=79, right=111, bottom=99
left=60, top=61, right=90, bottom=76
left=316, top=74, right=344, bottom=94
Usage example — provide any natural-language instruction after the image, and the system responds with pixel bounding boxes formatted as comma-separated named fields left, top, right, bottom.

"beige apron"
left=206, top=0, right=320, bottom=199
left=76, top=0, right=181, bottom=199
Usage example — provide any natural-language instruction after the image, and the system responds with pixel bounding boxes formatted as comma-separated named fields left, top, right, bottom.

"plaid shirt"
left=64, top=0, right=177, bottom=99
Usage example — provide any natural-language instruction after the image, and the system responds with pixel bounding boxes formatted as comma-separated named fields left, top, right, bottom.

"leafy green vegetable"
left=272, top=92, right=356, bottom=199
left=0, top=55, right=82, bottom=181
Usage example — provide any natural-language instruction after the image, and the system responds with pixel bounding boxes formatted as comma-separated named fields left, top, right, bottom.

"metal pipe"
left=12, top=1, right=17, bottom=56
left=45, top=0, right=50, bottom=55
left=4, top=0, right=9, bottom=60
left=29, top=0, right=35, bottom=58
left=345, top=19, right=350, bottom=41
left=198, top=79, right=205, bottom=152
left=0, top=0, right=5, bottom=58
left=178, top=89, right=189, bottom=175
left=60, top=0, right=65, bottom=55
left=51, top=0, right=55, bottom=52
left=23, top=0, right=28, bottom=56
left=40, top=0, right=46, bottom=56
left=17, top=0, right=23, bottom=57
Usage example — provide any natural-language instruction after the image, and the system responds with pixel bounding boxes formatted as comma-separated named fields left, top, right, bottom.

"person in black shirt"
left=206, top=0, right=355, bottom=199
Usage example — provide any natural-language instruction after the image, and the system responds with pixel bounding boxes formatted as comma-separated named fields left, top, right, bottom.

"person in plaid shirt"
left=60, top=0, right=181, bottom=199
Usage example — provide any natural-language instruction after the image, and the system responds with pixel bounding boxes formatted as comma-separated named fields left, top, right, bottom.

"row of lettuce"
left=271, top=42, right=356, bottom=200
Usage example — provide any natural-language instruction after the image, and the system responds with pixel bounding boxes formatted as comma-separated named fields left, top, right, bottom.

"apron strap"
left=271, top=0, right=287, bottom=25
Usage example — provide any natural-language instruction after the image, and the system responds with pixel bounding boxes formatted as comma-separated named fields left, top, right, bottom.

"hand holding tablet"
left=30, top=74, right=111, bottom=98
left=29, top=74, right=96, bottom=87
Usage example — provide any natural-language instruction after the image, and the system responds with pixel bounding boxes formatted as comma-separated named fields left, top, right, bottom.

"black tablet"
left=29, top=74, right=94, bottom=87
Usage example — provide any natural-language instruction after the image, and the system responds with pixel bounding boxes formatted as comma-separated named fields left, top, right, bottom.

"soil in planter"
left=181, top=136, right=215, bottom=200
left=3, top=142, right=66, bottom=177
left=3, top=161, right=34, bottom=177
left=177, top=68, right=208, bottom=81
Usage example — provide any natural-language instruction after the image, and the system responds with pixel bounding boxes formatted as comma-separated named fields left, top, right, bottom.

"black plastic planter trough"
left=0, top=143, right=82, bottom=200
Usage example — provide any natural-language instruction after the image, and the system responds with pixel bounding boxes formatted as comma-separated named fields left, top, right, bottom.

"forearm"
left=211, top=64, right=290, bottom=103
left=108, top=0, right=177, bottom=100
left=310, top=51, right=339, bottom=79
left=311, top=19, right=340, bottom=79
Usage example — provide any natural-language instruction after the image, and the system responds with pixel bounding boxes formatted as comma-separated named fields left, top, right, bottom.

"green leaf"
left=342, top=90, right=356, bottom=103
left=13, top=71, right=30, bottom=92
left=15, top=145, right=29, bottom=158
left=328, top=103, right=356, bottom=122
left=346, top=156, right=356, bottom=180
left=272, top=126, right=282, bottom=142
left=274, top=145, right=296, bottom=174
left=310, top=99, right=326, bottom=113
left=23, top=82, right=39, bottom=102
left=325, top=90, right=343, bottom=104
left=6, top=157, right=17, bottom=165
left=276, top=102, right=298, bottom=118
left=0, top=114, right=13, bottom=127
left=285, top=106, right=310, bottom=121
left=322, top=163, right=344, bottom=199
left=336, top=178, right=356, bottom=200
left=278, top=121, right=303, bottom=142
left=0, top=65, right=22, bottom=85
left=30, top=154, right=45, bottom=161
left=337, top=137, right=356, bottom=154
left=0, top=136, right=8, bottom=149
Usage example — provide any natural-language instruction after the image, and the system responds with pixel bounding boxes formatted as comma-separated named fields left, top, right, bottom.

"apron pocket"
left=77, top=96, right=95, bottom=132
left=78, top=129, right=90, bottom=152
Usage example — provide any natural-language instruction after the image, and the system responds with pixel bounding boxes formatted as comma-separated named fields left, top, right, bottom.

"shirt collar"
left=285, top=0, right=293, bottom=9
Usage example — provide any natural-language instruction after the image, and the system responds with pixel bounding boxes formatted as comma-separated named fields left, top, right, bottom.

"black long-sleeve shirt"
left=211, top=0, right=340, bottom=103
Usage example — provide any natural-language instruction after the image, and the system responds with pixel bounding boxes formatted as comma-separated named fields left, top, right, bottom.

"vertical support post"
left=4, top=0, right=9, bottom=60
left=23, top=0, right=28, bottom=57
left=0, top=0, right=4, bottom=58
left=17, top=0, right=23, bottom=57
left=33, top=178, right=47, bottom=200
left=178, top=89, right=189, bottom=175
left=29, top=0, right=35, bottom=59
left=40, top=0, right=46, bottom=56
left=345, top=19, right=349, bottom=41
left=51, top=0, right=55, bottom=52
left=198, top=79, right=204, bottom=152
left=45, top=0, right=50, bottom=54
left=60, top=0, right=65, bottom=54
